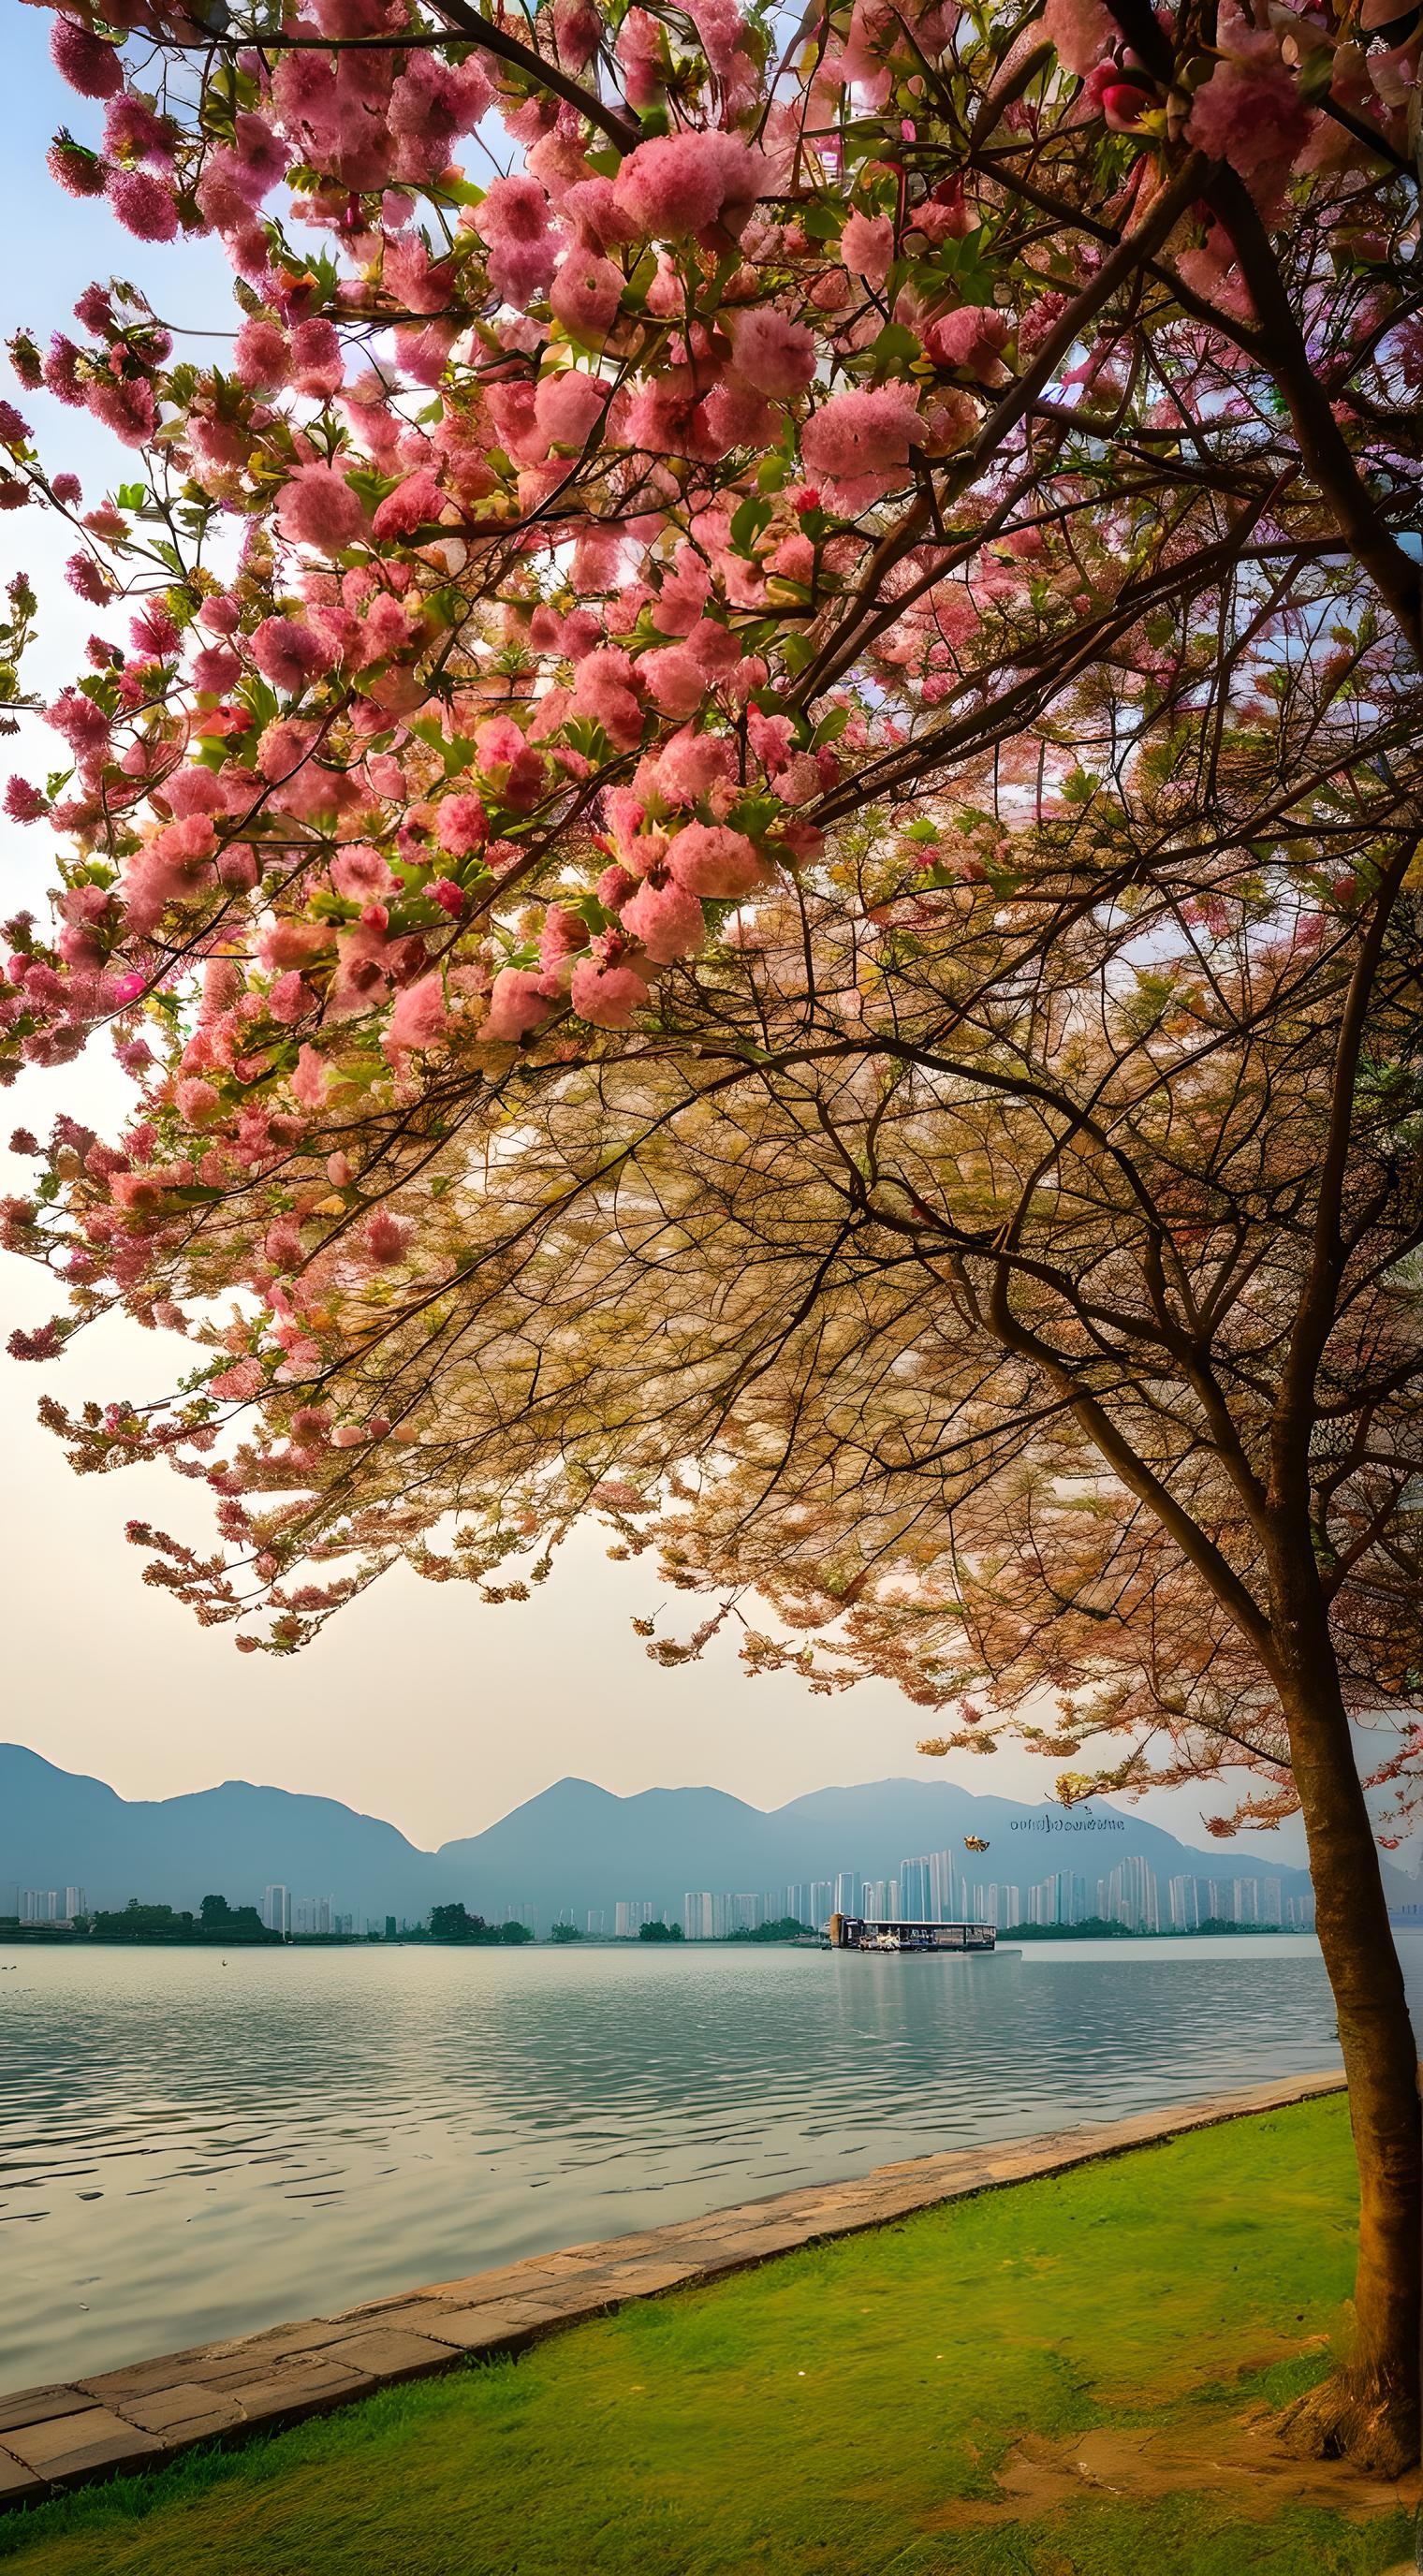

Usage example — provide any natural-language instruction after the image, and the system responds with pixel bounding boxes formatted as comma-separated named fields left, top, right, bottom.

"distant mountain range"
left=7, top=1743, right=1416, bottom=1923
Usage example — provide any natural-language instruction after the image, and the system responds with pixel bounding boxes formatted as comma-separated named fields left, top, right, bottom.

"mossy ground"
left=1, top=2096, right=1413, bottom=2576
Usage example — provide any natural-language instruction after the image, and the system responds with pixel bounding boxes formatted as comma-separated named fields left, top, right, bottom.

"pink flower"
left=227, top=111, right=289, bottom=202
left=535, top=370, right=609, bottom=449
left=1040, top=0, right=1115, bottom=75
left=650, top=730, right=735, bottom=804
left=371, top=470, right=445, bottom=538
left=66, top=551, right=111, bottom=606
left=569, top=952, right=653, bottom=1027
left=48, top=688, right=110, bottom=761
left=290, top=318, right=345, bottom=397
left=176, top=1077, right=222, bottom=1125
left=212, top=1357, right=265, bottom=1401
left=131, top=600, right=181, bottom=660
left=434, top=793, right=489, bottom=856
left=277, top=464, right=366, bottom=553
left=537, top=905, right=592, bottom=970
left=103, top=94, right=176, bottom=164
left=251, top=617, right=337, bottom=695
left=5, top=778, right=47, bottom=823
left=620, top=873, right=706, bottom=962
left=613, top=131, right=764, bottom=242
left=800, top=386, right=926, bottom=511
left=385, top=974, right=448, bottom=1055
left=841, top=209, right=894, bottom=287
left=233, top=318, right=290, bottom=392
left=563, top=178, right=640, bottom=252
left=51, top=17, right=124, bottom=98
left=616, top=6, right=667, bottom=110
left=84, top=375, right=156, bottom=446
left=550, top=252, right=625, bottom=344
left=925, top=305, right=1008, bottom=384
left=474, top=174, right=558, bottom=304
left=569, top=647, right=644, bottom=750
left=330, top=844, right=396, bottom=900
left=291, top=1045, right=330, bottom=1110
left=726, top=307, right=815, bottom=399
left=483, top=966, right=557, bottom=1044
left=363, top=1208, right=413, bottom=1266
left=638, top=647, right=707, bottom=718
left=665, top=822, right=766, bottom=898
left=1186, top=55, right=1314, bottom=204
left=475, top=716, right=545, bottom=808
left=475, top=173, right=551, bottom=245
left=106, top=168, right=179, bottom=242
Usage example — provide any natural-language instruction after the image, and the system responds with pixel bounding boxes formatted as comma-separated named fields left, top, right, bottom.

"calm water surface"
left=3, top=1933, right=1416, bottom=2385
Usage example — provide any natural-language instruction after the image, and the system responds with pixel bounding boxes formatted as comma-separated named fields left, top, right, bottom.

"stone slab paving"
left=0, top=2069, right=1343, bottom=2514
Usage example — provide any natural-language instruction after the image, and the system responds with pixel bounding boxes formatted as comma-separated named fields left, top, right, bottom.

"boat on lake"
left=829, top=1914, right=1000, bottom=1954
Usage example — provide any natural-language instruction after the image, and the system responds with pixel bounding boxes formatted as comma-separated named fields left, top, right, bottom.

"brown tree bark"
left=1267, top=1520, right=1421, bottom=2476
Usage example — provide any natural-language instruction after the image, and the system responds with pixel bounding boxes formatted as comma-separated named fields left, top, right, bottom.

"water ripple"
left=0, top=1932, right=1411, bottom=2386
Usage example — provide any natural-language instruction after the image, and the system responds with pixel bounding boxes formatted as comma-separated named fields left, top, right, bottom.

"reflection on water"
left=0, top=1931, right=1401, bottom=2385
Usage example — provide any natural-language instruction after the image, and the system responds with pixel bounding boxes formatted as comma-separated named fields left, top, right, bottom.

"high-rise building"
left=614, top=1899, right=653, bottom=1938
left=785, top=1882, right=813, bottom=1928
left=832, top=1871, right=860, bottom=1920
left=586, top=1909, right=606, bottom=1937
left=1262, top=1879, right=1283, bottom=1926
left=21, top=1890, right=58, bottom=1924
left=682, top=1892, right=714, bottom=1939
left=810, top=1880, right=834, bottom=1929
left=63, top=1886, right=85, bottom=1923
left=384, top=1915, right=397, bottom=1940
left=263, top=1884, right=291, bottom=1938
left=1104, top=1857, right=1160, bottom=1932
left=899, top=1857, right=927, bottom=1919
left=928, top=1850, right=960, bottom=1922
left=1167, top=1875, right=1200, bottom=1931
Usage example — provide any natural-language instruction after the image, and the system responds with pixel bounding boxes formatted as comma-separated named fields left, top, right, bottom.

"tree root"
left=1273, top=2371, right=1420, bottom=2481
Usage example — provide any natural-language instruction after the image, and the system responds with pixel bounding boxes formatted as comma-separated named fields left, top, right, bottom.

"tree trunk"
left=1268, top=1531, right=1421, bottom=2476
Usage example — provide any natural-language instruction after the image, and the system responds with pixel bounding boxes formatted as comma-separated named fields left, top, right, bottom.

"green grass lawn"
left=1, top=2096, right=1413, bottom=2576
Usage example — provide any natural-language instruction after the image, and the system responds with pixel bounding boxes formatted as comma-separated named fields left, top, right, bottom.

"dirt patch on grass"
left=932, top=2405, right=1421, bottom=2533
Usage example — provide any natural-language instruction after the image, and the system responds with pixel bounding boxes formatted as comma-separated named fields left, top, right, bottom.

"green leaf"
left=868, top=321, right=922, bottom=368
left=730, top=495, right=773, bottom=553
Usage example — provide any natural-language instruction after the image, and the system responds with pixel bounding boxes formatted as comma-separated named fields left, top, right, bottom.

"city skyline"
left=7, top=1848, right=1319, bottom=1941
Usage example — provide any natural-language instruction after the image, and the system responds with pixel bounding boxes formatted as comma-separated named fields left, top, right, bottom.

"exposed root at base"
left=1274, top=2373, right=1421, bottom=2482
left=920, top=2401, right=1421, bottom=2537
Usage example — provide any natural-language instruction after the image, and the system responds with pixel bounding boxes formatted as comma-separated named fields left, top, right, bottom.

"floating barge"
left=828, top=1914, right=998, bottom=1954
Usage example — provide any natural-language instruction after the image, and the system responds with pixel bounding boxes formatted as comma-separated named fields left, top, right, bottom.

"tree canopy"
left=0, top=0, right=1415, bottom=1780
left=4, top=0, right=1422, bottom=2470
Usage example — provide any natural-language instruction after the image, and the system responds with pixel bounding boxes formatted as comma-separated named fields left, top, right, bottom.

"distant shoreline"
left=0, top=1923, right=1332, bottom=1950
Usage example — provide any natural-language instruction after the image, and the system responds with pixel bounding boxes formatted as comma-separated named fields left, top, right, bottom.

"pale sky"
left=0, top=18, right=1325, bottom=1860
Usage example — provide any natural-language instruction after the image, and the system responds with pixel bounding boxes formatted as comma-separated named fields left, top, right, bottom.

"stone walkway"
left=0, top=2069, right=1342, bottom=2511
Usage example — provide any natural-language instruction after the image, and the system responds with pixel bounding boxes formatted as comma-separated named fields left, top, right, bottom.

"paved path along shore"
left=0, top=2069, right=1343, bottom=2510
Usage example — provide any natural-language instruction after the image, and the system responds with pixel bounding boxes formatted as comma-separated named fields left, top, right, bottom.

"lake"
left=2, top=1933, right=1416, bottom=2387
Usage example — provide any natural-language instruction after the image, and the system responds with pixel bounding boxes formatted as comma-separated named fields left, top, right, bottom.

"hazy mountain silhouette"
left=0, top=1742, right=1380, bottom=1922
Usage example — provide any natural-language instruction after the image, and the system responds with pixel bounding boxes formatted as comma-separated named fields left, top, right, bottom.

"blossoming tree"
left=3, top=0, right=1421, bottom=2471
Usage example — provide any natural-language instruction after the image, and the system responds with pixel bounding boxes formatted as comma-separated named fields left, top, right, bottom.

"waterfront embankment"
left=1, top=2076, right=1417, bottom=2576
